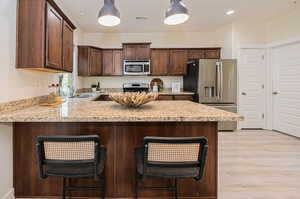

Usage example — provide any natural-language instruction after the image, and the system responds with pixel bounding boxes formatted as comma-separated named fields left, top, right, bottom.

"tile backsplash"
left=82, top=76, right=183, bottom=89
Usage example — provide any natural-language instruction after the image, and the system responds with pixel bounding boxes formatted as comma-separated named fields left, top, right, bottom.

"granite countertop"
left=0, top=98, right=243, bottom=122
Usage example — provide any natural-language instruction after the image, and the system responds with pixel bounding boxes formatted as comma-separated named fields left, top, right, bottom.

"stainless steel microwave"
left=123, top=60, right=150, bottom=75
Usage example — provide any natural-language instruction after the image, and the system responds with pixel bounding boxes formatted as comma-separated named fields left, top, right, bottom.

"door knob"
left=272, top=91, right=279, bottom=95
left=241, top=92, right=247, bottom=95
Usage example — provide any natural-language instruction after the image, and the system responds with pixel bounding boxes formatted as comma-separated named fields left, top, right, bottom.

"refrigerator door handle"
left=220, top=62, right=223, bottom=99
left=215, top=62, right=219, bottom=99
left=216, top=62, right=221, bottom=99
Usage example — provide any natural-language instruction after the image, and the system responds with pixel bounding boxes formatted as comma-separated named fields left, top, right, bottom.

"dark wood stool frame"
left=36, top=135, right=106, bottom=199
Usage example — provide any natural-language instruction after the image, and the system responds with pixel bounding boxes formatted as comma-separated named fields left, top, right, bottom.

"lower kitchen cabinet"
left=78, top=46, right=102, bottom=76
left=158, top=94, right=194, bottom=101
left=96, top=94, right=194, bottom=101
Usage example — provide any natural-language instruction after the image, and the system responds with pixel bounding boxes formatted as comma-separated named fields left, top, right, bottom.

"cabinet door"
left=46, top=3, right=63, bottom=70
left=89, top=48, right=102, bottom=76
left=173, top=95, right=193, bottom=101
left=151, top=49, right=169, bottom=76
left=136, top=45, right=150, bottom=60
left=205, top=49, right=220, bottom=59
left=188, top=49, right=205, bottom=59
left=124, top=45, right=136, bottom=60
left=113, top=50, right=123, bottom=75
left=158, top=95, right=174, bottom=100
left=169, top=50, right=188, bottom=75
left=102, top=50, right=113, bottom=75
left=62, top=22, right=73, bottom=72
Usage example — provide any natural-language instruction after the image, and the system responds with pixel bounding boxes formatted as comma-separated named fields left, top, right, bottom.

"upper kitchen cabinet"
left=62, top=22, right=74, bottom=72
left=78, top=46, right=102, bottom=76
left=102, top=49, right=123, bottom=76
left=16, top=0, right=76, bottom=73
left=168, top=50, right=188, bottom=75
left=46, top=4, right=63, bottom=70
left=123, top=43, right=151, bottom=60
left=188, top=49, right=205, bottom=59
left=151, top=49, right=169, bottom=76
left=188, top=48, right=221, bottom=59
left=205, top=49, right=221, bottom=59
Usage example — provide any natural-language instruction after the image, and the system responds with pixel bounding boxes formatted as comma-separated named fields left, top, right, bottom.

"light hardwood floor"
left=219, top=130, right=300, bottom=199
left=20, top=130, right=300, bottom=199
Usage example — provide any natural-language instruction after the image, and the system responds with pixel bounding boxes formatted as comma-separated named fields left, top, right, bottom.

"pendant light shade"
left=164, top=0, right=189, bottom=25
left=98, top=0, right=120, bottom=27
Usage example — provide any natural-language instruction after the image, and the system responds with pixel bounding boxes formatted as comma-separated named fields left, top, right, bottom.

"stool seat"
left=135, top=147, right=199, bottom=178
left=46, top=148, right=106, bottom=178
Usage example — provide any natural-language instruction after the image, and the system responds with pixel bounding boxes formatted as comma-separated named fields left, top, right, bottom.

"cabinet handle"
left=241, top=92, right=247, bottom=96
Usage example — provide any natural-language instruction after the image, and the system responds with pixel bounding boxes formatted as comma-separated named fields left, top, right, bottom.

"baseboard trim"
left=1, top=188, right=14, bottom=199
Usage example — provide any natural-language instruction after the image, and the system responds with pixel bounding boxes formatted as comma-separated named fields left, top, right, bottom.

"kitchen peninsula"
left=0, top=99, right=242, bottom=199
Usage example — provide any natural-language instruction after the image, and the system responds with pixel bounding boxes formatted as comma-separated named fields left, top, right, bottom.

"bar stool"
left=134, top=137, right=208, bottom=199
left=36, top=135, right=106, bottom=199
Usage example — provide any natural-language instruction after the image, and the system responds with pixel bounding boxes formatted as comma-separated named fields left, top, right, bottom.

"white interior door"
left=239, top=49, right=266, bottom=129
left=272, top=42, right=300, bottom=137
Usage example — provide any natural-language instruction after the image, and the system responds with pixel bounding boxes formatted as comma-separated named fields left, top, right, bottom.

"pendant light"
left=164, top=0, right=189, bottom=25
left=98, top=0, right=120, bottom=27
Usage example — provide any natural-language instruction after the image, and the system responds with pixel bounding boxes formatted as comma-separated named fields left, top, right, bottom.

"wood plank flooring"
left=219, top=130, right=300, bottom=199
left=19, top=130, right=300, bottom=199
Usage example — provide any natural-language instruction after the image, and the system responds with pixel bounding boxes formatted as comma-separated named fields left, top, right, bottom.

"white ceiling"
left=56, top=0, right=296, bottom=33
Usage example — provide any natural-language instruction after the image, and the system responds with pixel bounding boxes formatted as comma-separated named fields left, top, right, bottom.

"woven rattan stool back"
left=37, top=135, right=99, bottom=162
left=144, top=137, right=208, bottom=166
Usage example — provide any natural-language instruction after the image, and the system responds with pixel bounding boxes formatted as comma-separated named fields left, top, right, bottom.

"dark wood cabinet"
left=158, top=94, right=194, bottom=101
left=188, top=49, right=205, bottom=59
left=205, top=49, right=221, bottom=59
left=89, top=48, right=102, bottom=76
left=151, top=49, right=169, bottom=76
left=78, top=46, right=102, bottom=76
left=102, top=50, right=114, bottom=75
left=103, top=49, right=123, bottom=76
left=123, top=43, right=151, bottom=60
left=46, top=3, right=63, bottom=70
left=62, top=22, right=74, bottom=72
left=168, top=50, right=188, bottom=75
left=16, top=0, right=76, bottom=73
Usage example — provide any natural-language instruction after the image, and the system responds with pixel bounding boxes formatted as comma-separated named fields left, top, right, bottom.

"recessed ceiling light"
left=226, top=10, right=235, bottom=15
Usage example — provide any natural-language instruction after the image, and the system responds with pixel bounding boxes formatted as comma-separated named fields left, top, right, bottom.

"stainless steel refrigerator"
left=183, top=59, right=237, bottom=131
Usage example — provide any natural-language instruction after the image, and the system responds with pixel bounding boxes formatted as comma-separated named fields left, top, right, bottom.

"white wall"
left=267, top=7, right=300, bottom=43
left=0, top=124, right=13, bottom=199
left=0, top=0, right=59, bottom=103
left=0, top=0, right=83, bottom=198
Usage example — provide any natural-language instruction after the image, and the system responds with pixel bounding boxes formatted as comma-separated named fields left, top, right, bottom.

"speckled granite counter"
left=0, top=99, right=243, bottom=122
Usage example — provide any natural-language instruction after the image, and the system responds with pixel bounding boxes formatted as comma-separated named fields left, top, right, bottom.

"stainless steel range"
left=123, top=83, right=149, bottom=92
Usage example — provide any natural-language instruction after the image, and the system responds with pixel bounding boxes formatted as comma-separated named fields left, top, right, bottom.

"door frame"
left=268, top=37, right=300, bottom=132
left=237, top=47, right=267, bottom=130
